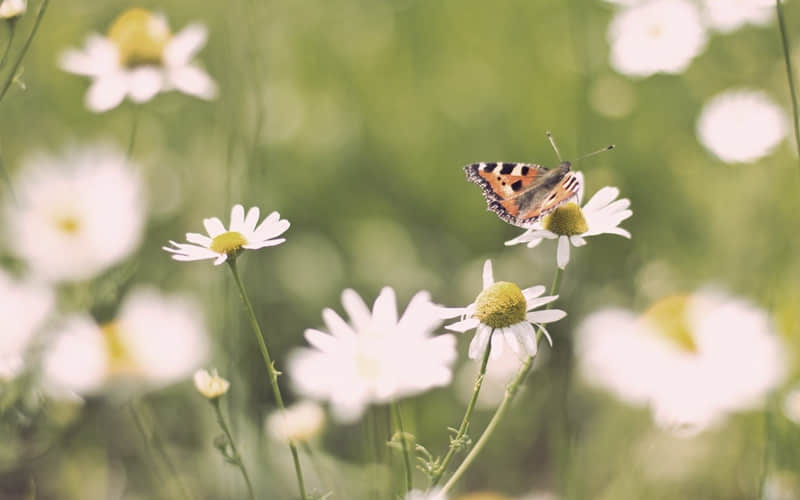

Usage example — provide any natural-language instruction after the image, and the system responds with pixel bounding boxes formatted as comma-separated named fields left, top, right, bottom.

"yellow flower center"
left=101, top=322, right=137, bottom=374
left=543, top=203, right=588, bottom=236
left=107, top=8, right=171, bottom=67
left=474, top=281, right=526, bottom=329
left=55, top=215, right=80, bottom=235
left=210, top=231, right=248, bottom=255
left=641, top=294, right=697, bottom=353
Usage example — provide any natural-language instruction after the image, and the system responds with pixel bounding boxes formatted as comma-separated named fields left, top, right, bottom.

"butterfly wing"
left=464, top=161, right=581, bottom=228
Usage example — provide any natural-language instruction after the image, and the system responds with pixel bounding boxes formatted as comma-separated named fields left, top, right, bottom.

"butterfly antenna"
left=574, top=144, right=615, bottom=162
left=546, top=131, right=563, bottom=162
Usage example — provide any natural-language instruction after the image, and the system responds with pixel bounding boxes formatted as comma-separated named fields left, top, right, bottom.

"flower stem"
left=211, top=398, right=255, bottom=500
left=392, top=402, right=413, bottom=493
left=441, top=267, right=564, bottom=495
left=129, top=401, right=194, bottom=500
left=429, top=339, right=492, bottom=488
left=0, top=20, right=17, bottom=69
left=226, top=258, right=308, bottom=500
left=776, top=0, right=800, bottom=165
left=0, top=0, right=49, bottom=105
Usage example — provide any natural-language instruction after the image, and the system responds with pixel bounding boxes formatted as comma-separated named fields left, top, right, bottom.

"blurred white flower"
left=41, top=287, right=208, bottom=398
left=576, top=290, right=787, bottom=434
left=405, top=489, right=445, bottom=500
left=266, top=400, right=325, bottom=442
left=288, top=287, right=456, bottom=422
left=696, top=89, right=787, bottom=163
left=608, top=0, right=707, bottom=77
left=164, top=204, right=289, bottom=266
left=4, top=145, right=145, bottom=283
left=703, top=0, right=774, bottom=32
left=0, top=270, right=53, bottom=379
left=113, top=287, right=209, bottom=384
left=41, top=315, right=109, bottom=397
left=193, top=369, right=230, bottom=399
left=440, top=260, right=565, bottom=360
left=0, top=0, right=25, bottom=19
left=782, top=387, right=800, bottom=424
left=763, top=471, right=800, bottom=500
left=505, top=174, right=632, bottom=269
left=60, top=8, right=216, bottom=112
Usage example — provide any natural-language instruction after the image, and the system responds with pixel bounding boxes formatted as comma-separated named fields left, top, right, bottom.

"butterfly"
left=464, top=161, right=582, bottom=228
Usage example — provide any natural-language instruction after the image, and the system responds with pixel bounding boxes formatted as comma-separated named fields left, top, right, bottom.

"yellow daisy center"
left=101, top=322, right=137, bottom=374
left=107, top=8, right=172, bottom=68
left=55, top=215, right=81, bottom=235
left=641, top=294, right=697, bottom=353
left=210, top=231, right=248, bottom=255
left=474, top=281, right=526, bottom=329
left=543, top=203, right=588, bottom=236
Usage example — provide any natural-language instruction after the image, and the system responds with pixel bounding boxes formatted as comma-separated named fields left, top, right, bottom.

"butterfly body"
left=464, top=161, right=582, bottom=228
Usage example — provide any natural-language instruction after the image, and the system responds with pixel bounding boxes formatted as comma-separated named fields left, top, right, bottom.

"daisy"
left=576, top=290, right=786, bottom=433
left=288, top=287, right=456, bottom=422
left=59, top=8, right=217, bottom=113
left=696, top=89, right=787, bottom=163
left=4, top=145, right=145, bottom=283
left=703, top=0, right=774, bottom=33
left=608, top=0, right=707, bottom=77
left=0, top=0, right=25, bottom=19
left=0, top=270, right=53, bottom=379
left=505, top=173, right=632, bottom=269
left=265, top=400, right=325, bottom=442
left=41, top=287, right=209, bottom=398
left=440, top=260, right=566, bottom=360
left=163, top=204, right=290, bottom=265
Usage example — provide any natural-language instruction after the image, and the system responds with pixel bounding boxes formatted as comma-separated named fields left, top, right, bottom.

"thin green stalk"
left=0, top=20, right=17, bottom=69
left=392, top=402, right=413, bottom=493
left=226, top=258, right=308, bottom=500
left=777, top=0, right=800, bottom=166
left=129, top=402, right=194, bottom=500
left=441, top=268, right=564, bottom=495
left=211, top=398, right=255, bottom=500
left=429, top=339, right=492, bottom=488
left=0, top=0, right=49, bottom=105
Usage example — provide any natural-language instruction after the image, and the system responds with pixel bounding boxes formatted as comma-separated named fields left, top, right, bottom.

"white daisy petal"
left=557, top=236, right=571, bottom=269
left=203, top=217, right=226, bottom=238
left=570, top=235, right=587, bottom=247
left=372, top=287, right=399, bottom=331
left=128, top=67, right=163, bottom=103
left=522, top=285, right=546, bottom=302
left=516, top=321, right=538, bottom=355
left=186, top=233, right=212, bottom=246
left=469, top=325, right=492, bottom=359
left=86, top=74, right=129, bottom=113
left=164, top=23, right=208, bottom=67
left=342, top=288, right=372, bottom=332
left=445, top=317, right=480, bottom=333
left=167, top=64, right=217, bottom=100
left=482, top=259, right=494, bottom=289
left=504, top=326, right=523, bottom=355
left=322, top=308, right=356, bottom=340
left=527, top=309, right=567, bottom=324
left=490, top=330, right=505, bottom=359
left=229, top=204, right=246, bottom=232
left=583, top=186, right=620, bottom=213
left=244, top=206, right=261, bottom=232
left=525, top=294, right=560, bottom=310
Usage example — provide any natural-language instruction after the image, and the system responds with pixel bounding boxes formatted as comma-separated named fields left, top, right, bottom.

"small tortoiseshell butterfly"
left=464, top=161, right=582, bottom=229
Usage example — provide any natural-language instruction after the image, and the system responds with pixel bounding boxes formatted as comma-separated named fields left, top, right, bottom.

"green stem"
left=211, top=399, right=255, bottom=500
left=0, top=0, right=49, bottom=105
left=129, top=402, right=194, bottom=500
left=429, top=338, right=492, bottom=488
left=0, top=20, right=17, bottom=69
left=777, top=0, right=800, bottom=165
left=226, top=258, right=308, bottom=500
left=441, top=267, right=564, bottom=495
left=392, top=402, right=413, bottom=493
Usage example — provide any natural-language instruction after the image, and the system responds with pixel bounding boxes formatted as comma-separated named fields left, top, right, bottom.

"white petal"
left=213, top=254, right=228, bottom=265
left=527, top=309, right=567, bottom=324
left=253, top=217, right=290, bottom=241
left=322, top=308, right=356, bottom=340
left=59, top=35, right=119, bottom=77
left=503, top=327, right=523, bottom=355
left=164, top=24, right=208, bottom=66
left=341, top=289, right=371, bottom=332
left=468, top=325, right=492, bottom=359
left=521, top=285, right=546, bottom=302
left=229, top=205, right=245, bottom=232
left=557, top=236, right=571, bottom=269
left=490, top=330, right=504, bottom=359
left=525, top=294, right=560, bottom=310
left=436, top=305, right=468, bottom=320
left=526, top=237, right=545, bottom=248
left=505, top=230, right=535, bottom=246
left=304, top=329, right=337, bottom=352
left=583, top=186, right=620, bottom=213
left=482, top=259, right=494, bottom=289
left=445, top=317, right=480, bottom=333
left=242, top=238, right=286, bottom=249
left=570, top=235, right=587, bottom=247
left=167, top=64, right=217, bottom=99
left=372, top=287, right=398, bottom=331
left=85, top=73, right=128, bottom=112
left=244, top=206, right=260, bottom=232
left=127, top=67, right=163, bottom=103
left=516, top=321, right=538, bottom=355
left=203, top=217, right=226, bottom=237
left=185, top=232, right=212, bottom=246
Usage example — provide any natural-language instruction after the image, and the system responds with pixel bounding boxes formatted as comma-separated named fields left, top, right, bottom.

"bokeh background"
left=2, top=0, right=800, bottom=499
